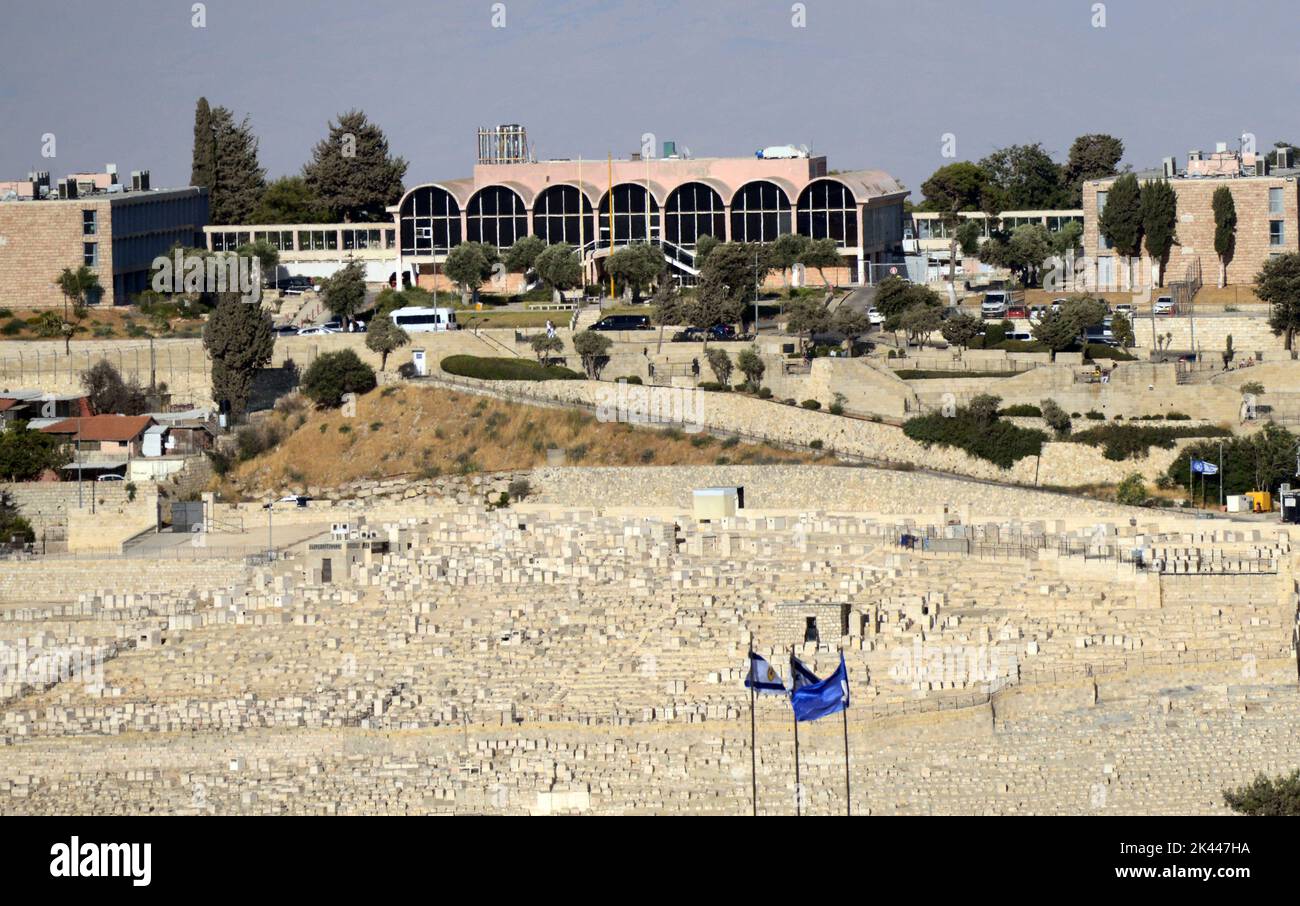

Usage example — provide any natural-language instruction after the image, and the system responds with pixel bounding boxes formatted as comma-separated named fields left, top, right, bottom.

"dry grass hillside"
left=222, top=384, right=816, bottom=493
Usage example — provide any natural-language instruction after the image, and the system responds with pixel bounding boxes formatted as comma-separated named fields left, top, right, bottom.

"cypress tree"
left=1140, top=179, right=1177, bottom=287
left=190, top=97, right=216, bottom=192
left=203, top=295, right=274, bottom=419
left=1213, top=186, right=1237, bottom=288
left=206, top=105, right=266, bottom=224
left=1098, top=173, right=1143, bottom=290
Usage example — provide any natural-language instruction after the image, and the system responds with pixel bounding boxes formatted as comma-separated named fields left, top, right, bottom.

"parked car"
left=1028, top=305, right=1047, bottom=323
left=1153, top=296, right=1178, bottom=315
left=1050, top=298, right=1067, bottom=313
left=1113, top=303, right=1135, bottom=317
left=96, top=474, right=125, bottom=482
left=592, top=314, right=652, bottom=331
left=273, top=324, right=300, bottom=336
left=866, top=307, right=885, bottom=326
left=673, top=325, right=736, bottom=342
left=323, top=317, right=367, bottom=333
left=1007, top=302, right=1028, bottom=319
left=278, top=276, right=317, bottom=295
left=1083, top=324, right=1118, bottom=346
left=296, top=326, right=338, bottom=336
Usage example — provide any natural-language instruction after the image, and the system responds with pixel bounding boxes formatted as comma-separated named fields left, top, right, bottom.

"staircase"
left=579, top=235, right=699, bottom=279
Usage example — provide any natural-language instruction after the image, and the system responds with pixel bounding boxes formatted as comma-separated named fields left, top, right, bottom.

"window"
left=597, top=184, right=659, bottom=244
left=466, top=186, right=528, bottom=248
left=730, top=181, right=790, bottom=243
left=1096, top=191, right=1108, bottom=213
left=804, top=616, right=819, bottom=644
left=400, top=186, right=461, bottom=255
left=796, top=180, right=858, bottom=247
left=533, top=185, right=595, bottom=246
left=82, top=209, right=97, bottom=236
left=663, top=182, right=725, bottom=248
left=1270, top=188, right=1284, bottom=215
left=83, top=242, right=98, bottom=266
left=1270, top=220, right=1284, bottom=246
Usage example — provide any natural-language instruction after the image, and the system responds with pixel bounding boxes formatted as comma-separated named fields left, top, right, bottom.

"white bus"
left=388, top=306, right=459, bottom=333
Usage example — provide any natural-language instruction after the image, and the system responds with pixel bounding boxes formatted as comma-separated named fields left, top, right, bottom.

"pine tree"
left=303, top=110, right=407, bottom=222
left=208, top=106, right=266, bottom=224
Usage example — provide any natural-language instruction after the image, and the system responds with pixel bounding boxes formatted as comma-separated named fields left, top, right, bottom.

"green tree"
left=768, top=233, right=811, bottom=293
left=203, top=295, right=274, bottom=419
left=1224, top=770, right=1300, bottom=816
left=979, top=143, right=1068, bottom=210
left=1031, top=295, right=1107, bottom=353
left=572, top=330, right=612, bottom=378
left=251, top=176, right=332, bottom=224
left=235, top=239, right=280, bottom=288
left=1260, top=253, right=1300, bottom=350
left=206, top=105, right=266, bottom=224
left=302, top=109, right=407, bottom=222
left=801, top=237, right=843, bottom=289
left=1062, top=134, right=1124, bottom=206
left=55, top=265, right=101, bottom=352
left=736, top=346, right=765, bottom=389
left=81, top=359, right=148, bottom=415
left=689, top=270, right=745, bottom=343
left=705, top=347, right=733, bottom=385
left=0, top=423, right=71, bottom=481
left=301, top=349, right=377, bottom=408
left=443, top=242, right=499, bottom=306
left=1212, top=186, right=1237, bottom=289
left=955, top=219, right=983, bottom=256
left=0, top=490, right=35, bottom=545
left=503, top=236, right=547, bottom=277
left=1140, top=178, right=1177, bottom=286
left=364, top=315, right=410, bottom=370
left=605, top=243, right=665, bottom=304
left=650, top=278, right=689, bottom=352
left=1040, top=399, right=1071, bottom=436
left=693, top=234, right=720, bottom=267
left=190, top=97, right=217, bottom=196
left=1098, top=173, right=1143, bottom=290
left=920, top=162, right=993, bottom=288
left=785, top=297, right=831, bottom=351
left=832, top=306, right=870, bottom=356
left=1111, top=311, right=1134, bottom=350
left=696, top=242, right=771, bottom=322
left=940, top=311, right=983, bottom=349
left=321, top=260, right=367, bottom=328
left=534, top=243, right=583, bottom=302
left=529, top=333, right=564, bottom=366
left=967, top=393, right=1001, bottom=426
left=979, top=223, right=1053, bottom=286
left=900, top=303, right=942, bottom=347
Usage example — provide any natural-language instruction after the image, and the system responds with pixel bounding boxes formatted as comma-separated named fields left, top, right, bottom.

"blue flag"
left=744, top=652, right=787, bottom=694
left=1191, top=459, right=1219, bottom=476
left=789, top=654, right=820, bottom=692
left=790, top=654, right=850, bottom=722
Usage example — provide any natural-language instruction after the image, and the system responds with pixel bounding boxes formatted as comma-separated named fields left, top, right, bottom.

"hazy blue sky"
left=2, top=0, right=1298, bottom=198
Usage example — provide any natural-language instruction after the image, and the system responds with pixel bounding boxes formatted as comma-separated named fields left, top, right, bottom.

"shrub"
left=1000, top=404, right=1042, bottom=417
left=1084, top=344, right=1137, bottom=361
left=1240, top=381, right=1265, bottom=397
left=507, top=478, right=532, bottom=501
left=1084, top=410, right=1105, bottom=420
left=903, top=408, right=1047, bottom=469
left=1165, top=411, right=1191, bottom=421
left=1068, top=423, right=1231, bottom=460
left=620, top=375, right=643, bottom=385
left=0, top=321, right=23, bottom=336
left=801, top=399, right=821, bottom=410
left=301, top=349, right=377, bottom=408
left=1114, top=473, right=1147, bottom=506
left=757, top=387, right=773, bottom=399
left=1223, top=770, right=1300, bottom=816
left=440, top=355, right=583, bottom=382
left=1040, top=399, right=1071, bottom=436
left=828, top=403, right=844, bottom=415
left=809, top=439, right=824, bottom=450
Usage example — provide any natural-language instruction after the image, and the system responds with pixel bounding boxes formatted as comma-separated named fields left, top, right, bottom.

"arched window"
left=797, top=180, right=858, bottom=247
left=730, top=181, right=791, bottom=243
left=466, top=185, right=528, bottom=248
left=597, top=184, right=660, bottom=245
left=533, top=185, right=594, bottom=247
left=400, top=186, right=461, bottom=255
left=664, top=182, right=726, bottom=248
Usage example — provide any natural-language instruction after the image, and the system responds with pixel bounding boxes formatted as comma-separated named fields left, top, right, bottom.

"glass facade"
left=400, top=186, right=461, bottom=255
left=663, top=182, right=725, bottom=248
left=796, top=180, right=857, bottom=246
left=532, top=185, right=594, bottom=246
left=597, top=184, right=660, bottom=244
left=729, top=181, right=790, bottom=243
left=466, top=186, right=528, bottom=248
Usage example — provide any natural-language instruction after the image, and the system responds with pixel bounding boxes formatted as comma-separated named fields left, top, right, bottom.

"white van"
left=388, top=306, right=458, bottom=333
left=981, top=291, right=1010, bottom=319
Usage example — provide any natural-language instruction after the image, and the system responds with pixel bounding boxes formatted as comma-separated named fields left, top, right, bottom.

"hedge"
left=1067, top=423, right=1231, bottom=460
left=440, top=355, right=584, bottom=381
left=903, top=411, right=1046, bottom=468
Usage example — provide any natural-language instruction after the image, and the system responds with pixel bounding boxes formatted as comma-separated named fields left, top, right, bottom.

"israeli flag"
left=790, top=654, right=850, bottom=723
left=744, top=652, right=787, bottom=695
left=1191, top=459, right=1219, bottom=476
left=789, top=654, right=821, bottom=693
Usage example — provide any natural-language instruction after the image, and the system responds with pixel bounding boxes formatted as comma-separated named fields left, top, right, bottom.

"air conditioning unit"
left=1278, top=147, right=1295, bottom=169
left=1162, top=156, right=1177, bottom=177
left=130, top=170, right=150, bottom=191
left=1255, top=159, right=1269, bottom=177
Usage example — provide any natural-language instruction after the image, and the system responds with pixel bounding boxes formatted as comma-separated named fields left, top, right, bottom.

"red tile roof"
left=40, top=414, right=154, bottom=443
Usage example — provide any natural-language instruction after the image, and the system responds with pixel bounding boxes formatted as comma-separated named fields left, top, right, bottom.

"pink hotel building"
left=206, top=131, right=908, bottom=289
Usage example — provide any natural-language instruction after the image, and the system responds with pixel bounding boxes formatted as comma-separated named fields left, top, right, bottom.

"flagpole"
left=749, top=648, right=757, bottom=817
left=1219, top=439, right=1225, bottom=509
left=841, top=653, right=852, bottom=817
left=791, top=646, right=801, bottom=817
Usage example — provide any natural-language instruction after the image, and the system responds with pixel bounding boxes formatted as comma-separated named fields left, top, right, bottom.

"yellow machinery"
left=1245, top=491, right=1273, bottom=513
